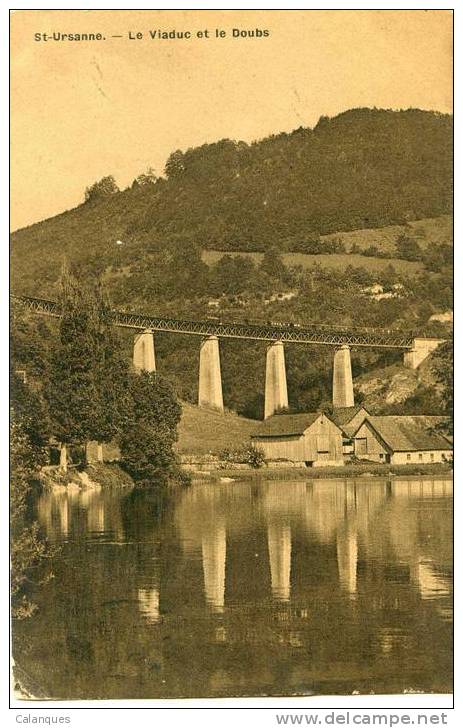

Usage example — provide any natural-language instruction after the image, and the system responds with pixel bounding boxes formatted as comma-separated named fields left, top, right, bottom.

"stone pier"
left=133, top=329, right=156, bottom=372
left=264, top=340, right=288, bottom=419
left=332, top=345, right=354, bottom=408
left=403, top=337, right=444, bottom=370
left=198, top=336, right=224, bottom=411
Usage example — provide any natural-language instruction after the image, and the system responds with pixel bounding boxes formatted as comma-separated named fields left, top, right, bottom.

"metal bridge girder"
left=11, top=295, right=415, bottom=349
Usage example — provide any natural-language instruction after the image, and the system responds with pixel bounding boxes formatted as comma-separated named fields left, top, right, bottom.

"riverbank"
left=37, top=458, right=452, bottom=489
left=189, top=461, right=453, bottom=482
left=40, top=462, right=134, bottom=491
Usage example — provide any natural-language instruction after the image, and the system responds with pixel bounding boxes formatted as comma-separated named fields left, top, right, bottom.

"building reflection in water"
left=58, top=493, right=69, bottom=538
left=415, top=562, right=450, bottom=601
left=36, top=486, right=126, bottom=542
left=387, top=479, right=452, bottom=611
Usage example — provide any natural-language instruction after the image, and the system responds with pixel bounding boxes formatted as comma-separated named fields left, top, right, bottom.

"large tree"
left=259, top=246, right=287, bottom=283
left=119, top=371, right=182, bottom=486
left=86, top=284, right=132, bottom=460
left=46, top=265, right=134, bottom=468
left=45, top=264, right=105, bottom=468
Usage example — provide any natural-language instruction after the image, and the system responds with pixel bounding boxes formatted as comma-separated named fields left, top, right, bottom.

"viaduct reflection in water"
left=170, top=478, right=452, bottom=611
left=36, top=480, right=453, bottom=617
left=29, top=478, right=452, bottom=699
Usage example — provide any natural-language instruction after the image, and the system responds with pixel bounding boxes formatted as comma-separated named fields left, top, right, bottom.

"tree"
left=380, top=263, right=398, bottom=288
left=84, top=175, right=119, bottom=203
left=10, top=303, right=51, bottom=382
left=86, top=285, right=132, bottom=460
left=382, top=385, right=442, bottom=416
left=164, top=150, right=185, bottom=178
left=395, top=233, right=422, bottom=261
left=46, top=265, right=134, bottom=467
left=291, top=234, right=323, bottom=254
left=133, top=167, right=157, bottom=187
left=119, top=371, right=182, bottom=486
left=45, top=263, right=101, bottom=469
left=260, top=246, right=286, bottom=281
left=10, top=368, right=50, bottom=451
left=213, top=255, right=258, bottom=295
left=160, top=241, right=210, bottom=298
left=424, top=243, right=453, bottom=272
left=431, top=340, right=453, bottom=433
left=11, top=373, right=53, bottom=619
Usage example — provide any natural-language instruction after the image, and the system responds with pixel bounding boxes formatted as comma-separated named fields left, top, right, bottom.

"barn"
left=331, top=405, right=371, bottom=456
left=351, top=415, right=453, bottom=464
left=251, top=412, right=344, bottom=467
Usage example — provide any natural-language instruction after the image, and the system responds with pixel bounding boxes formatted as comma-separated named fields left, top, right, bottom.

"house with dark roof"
left=251, top=412, right=344, bottom=467
left=351, top=415, right=452, bottom=465
left=331, top=405, right=371, bottom=436
left=331, top=405, right=371, bottom=456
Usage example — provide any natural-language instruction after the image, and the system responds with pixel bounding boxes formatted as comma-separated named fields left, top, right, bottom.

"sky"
left=10, top=9, right=453, bottom=231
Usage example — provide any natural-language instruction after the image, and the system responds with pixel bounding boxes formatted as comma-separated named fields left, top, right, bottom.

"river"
left=14, top=477, right=453, bottom=700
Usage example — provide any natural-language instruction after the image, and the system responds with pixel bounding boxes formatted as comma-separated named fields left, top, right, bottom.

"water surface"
left=15, top=478, right=453, bottom=699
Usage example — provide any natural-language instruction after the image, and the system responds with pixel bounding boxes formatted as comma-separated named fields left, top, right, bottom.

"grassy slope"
left=175, top=402, right=258, bottom=455
left=202, top=215, right=452, bottom=275
left=203, top=250, right=423, bottom=275
left=322, top=215, right=452, bottom=253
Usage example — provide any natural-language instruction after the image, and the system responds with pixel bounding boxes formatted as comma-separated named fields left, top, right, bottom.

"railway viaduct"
left=13, top=295, right=444, bottom=418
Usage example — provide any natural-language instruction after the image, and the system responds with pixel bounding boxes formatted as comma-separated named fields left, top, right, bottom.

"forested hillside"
left=11, top=107, right=453, bottom=420
left=11, top=107, right=452, bottom=295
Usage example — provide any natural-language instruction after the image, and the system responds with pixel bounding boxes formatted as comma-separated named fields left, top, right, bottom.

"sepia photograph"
left=9, top=7, right=453, bottom=707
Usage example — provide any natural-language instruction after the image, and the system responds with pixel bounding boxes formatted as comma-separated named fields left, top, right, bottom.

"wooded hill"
left=10, top=108, right=453, bottom=421
left=11, top=108, right=452, bottom=297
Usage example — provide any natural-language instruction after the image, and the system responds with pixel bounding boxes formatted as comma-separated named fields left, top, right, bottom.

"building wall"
left=353, top=422, right=388, bottom=462
left=303, top=415, right=343, bottom=463
left=253, top=434, right=306, bottom=462
left=345, top=407, right=370, bottom=434
left=353, top=422, right=453, bottom=464
left=253, top=415, right=343, bottom=465
left=391, top=450, right=452, bottom=465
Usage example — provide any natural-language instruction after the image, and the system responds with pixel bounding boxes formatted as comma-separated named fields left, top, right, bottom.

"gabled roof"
left=331, top=405, right=370, bottom=427
left=354, top=415, right=452, bottom=452
left=330, top=405, right=371, bottom=437
left=251, top=412, right=328, bottom=438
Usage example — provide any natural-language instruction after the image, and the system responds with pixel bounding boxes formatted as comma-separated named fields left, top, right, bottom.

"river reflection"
left=15, top=478, right=452, bottom=699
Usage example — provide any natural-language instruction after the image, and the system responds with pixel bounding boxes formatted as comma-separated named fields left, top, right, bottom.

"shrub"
left=219, top=444, right=265, bottom=468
